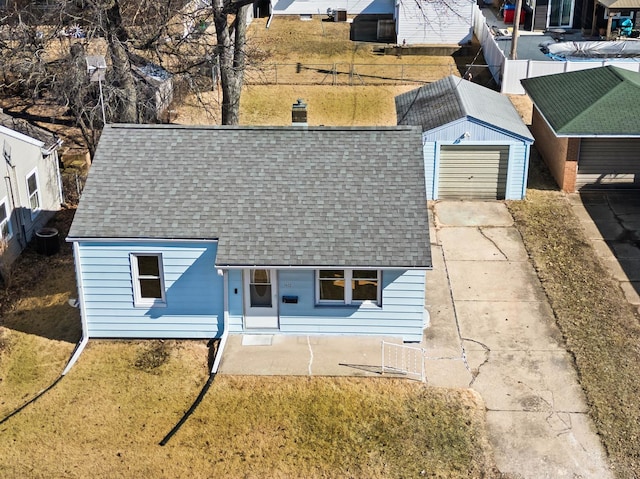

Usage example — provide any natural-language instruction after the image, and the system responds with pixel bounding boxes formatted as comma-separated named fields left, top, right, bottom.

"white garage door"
left=438, top=145, right=509, bottom=199
left=577, top=139, right=640, bottom=189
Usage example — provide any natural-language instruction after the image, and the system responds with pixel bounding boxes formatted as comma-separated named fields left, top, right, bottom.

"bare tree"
left=0, top=0, right=256, bottom=154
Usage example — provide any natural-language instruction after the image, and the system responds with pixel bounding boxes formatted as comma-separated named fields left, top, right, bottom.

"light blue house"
left=67, top=125, right=431, bottom=344
left=396, top=76, right=534, bottom=200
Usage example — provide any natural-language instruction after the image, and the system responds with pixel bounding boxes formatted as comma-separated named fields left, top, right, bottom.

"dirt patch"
left=133, top=340, right=172, bottom=373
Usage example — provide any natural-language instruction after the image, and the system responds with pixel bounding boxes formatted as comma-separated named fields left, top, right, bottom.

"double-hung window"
left=26, top=169, right=41, bottom=217
left=316, top=269, right=381, bottom=306
left=131, top=253, right=166, bottom=307
left=0, top=198, right=11, bottom=240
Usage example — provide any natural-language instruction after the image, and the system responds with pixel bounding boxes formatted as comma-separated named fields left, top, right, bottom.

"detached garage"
left=522, top=66, right=640, bottom=193
left=396, top=76, right=533, bottom=200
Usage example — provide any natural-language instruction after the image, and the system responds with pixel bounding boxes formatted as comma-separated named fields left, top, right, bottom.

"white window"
left=131, top=253, right=166, bottom=307
left=0, top=197, right=11, bottom=240
left=26, top=169, right=41, bottom=217
left=316, top=269, right=381, bottom=306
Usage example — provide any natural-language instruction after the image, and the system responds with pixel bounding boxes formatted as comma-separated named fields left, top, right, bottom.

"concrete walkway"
left=427, top=201, right=611, bottom=479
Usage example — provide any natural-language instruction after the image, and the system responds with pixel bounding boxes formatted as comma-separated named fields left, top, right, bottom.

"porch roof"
left=68, top=125, right=431, bottom=269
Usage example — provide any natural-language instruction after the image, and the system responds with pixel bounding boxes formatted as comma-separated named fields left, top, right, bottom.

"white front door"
left=243, top=269, right=279, bottom=329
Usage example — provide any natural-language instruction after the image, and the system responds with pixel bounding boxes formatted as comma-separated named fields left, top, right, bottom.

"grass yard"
left=508, top=157, right=640, bottom=478
left=0, top=339, right=498, bottom=478
left=0, top=211, right=499, bottom=477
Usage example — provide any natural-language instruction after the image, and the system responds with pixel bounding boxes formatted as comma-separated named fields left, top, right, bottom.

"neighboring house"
left=67, top=125, right=431, bottom=343
left=268, top=0, right=473, bottom=45
left=269, top=0, right=394, bottom=16
left=395, top=0, right=474, bottom=45
left=522, top=66, right=640, bottom=192
left=396, top=76, right=533, bottom=200
left=0, top=111, right=63, bottom=265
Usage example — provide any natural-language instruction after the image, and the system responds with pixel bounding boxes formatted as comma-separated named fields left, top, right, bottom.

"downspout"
left=62, top=241, right=90, bottom=375
left=43, top=139, right=64, bottom=206
left=211, top=268, right=229, bottom=373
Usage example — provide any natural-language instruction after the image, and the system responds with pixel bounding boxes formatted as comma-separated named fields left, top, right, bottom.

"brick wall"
left=531, top=107, right=578, bottom=192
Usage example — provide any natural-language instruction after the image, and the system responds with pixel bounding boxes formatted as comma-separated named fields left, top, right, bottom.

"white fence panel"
left=381, top=341, right=426, bottom=382
left=501, top=59, right=529, bottom=93
left=472, top=5, right=506, bottom=85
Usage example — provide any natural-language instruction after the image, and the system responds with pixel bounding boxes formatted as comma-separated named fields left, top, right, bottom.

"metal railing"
left=381, top=341, right=426, bottom=382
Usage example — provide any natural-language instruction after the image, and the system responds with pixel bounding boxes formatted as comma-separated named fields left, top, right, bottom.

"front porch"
left=218, top=334, right=404, bottom=376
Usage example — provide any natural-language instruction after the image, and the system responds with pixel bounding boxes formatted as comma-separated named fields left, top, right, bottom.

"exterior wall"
left=271, top=0, right=394, bottom=15
left=0, top=127, right=62, bottom=266
left=75, top=241, right=223, bottom=338
left=395, top=0, right=474, bottom=45
left=422, top=119, right=532, bottom=200
left=228, top=268, right=427, bottom=342
left=531, top=107, right=577, bottom=192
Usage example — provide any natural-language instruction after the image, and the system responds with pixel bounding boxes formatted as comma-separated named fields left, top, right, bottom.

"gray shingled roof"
left=0, top=110, right=61, bottom=150
left=69, top=125, right=431, bottom=269
left=396, top=76, right=533, bottom=141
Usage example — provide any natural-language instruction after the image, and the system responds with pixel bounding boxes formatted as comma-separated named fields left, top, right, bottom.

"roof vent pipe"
left=292, top=99, right=308, bottom=126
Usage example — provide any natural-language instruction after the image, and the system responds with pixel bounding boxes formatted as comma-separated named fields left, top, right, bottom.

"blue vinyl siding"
left=235, top=269, right=426, bottom=342
left=76, top=241, right=223, bottom=338
left=228, top=269, right=244, bottom=333
left=422, top=119, right=532, bottom=200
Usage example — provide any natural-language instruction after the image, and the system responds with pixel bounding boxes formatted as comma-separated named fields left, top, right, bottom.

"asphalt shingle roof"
left=395, top=75, right=533, bottom=141
left=521, top=66, right=640, bottom=136
left=0, top=110, right=61, bottom=150
left=69, top=125, right=431, bottom=269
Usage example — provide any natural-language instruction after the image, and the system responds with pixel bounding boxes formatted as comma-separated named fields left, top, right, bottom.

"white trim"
left=73, top=242, right=90, bottom=338
left=0, top=124, right=45, bottom=148
left=130, top=253, right=167, bottom=307
left=211, top=270, right=229, bottom=373
left=25, top=167, right=41, bottom=219
left=315, top=269, right=382, bottom=306
left=218, top=264, right=430, bottom=270
left=67, top=237, right=219, bottom=243
left=0, top=196, right=12, bottom=240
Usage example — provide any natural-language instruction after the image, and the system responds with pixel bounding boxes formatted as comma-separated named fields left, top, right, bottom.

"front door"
left=243, top=269, right=279, bottom=329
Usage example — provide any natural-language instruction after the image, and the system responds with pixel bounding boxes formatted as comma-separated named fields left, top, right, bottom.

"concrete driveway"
left=570, top=190, right=640, bottom=313
left=425, top=201, right=611, bottom=479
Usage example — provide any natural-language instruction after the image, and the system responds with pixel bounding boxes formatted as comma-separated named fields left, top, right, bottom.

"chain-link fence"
left=61, top=171, right=87, bottom=206
left=244, top=63, right=457, bottom=86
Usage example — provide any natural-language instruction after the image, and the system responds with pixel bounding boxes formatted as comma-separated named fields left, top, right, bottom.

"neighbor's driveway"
left=424, top=201, right=611, bottom=479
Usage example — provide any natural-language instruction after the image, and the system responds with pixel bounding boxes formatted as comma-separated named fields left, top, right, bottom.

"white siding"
left=76, top=241, right=224, bottom=338
left=395, top=0, right=474, bottom=45
left=272, top=0, right=393, bottom=15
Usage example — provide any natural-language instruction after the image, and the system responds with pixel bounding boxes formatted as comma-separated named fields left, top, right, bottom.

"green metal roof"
left=521, top=66, right=640, bottom=137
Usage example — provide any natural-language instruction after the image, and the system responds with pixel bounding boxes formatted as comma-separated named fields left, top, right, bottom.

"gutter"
left=211, top=269, right=229, bottom=374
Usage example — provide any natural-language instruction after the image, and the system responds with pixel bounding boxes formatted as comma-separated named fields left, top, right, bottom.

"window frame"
left=130, top=253, right=167, bottom=308
left=26, top=168, right=41, bottom=218
left=315, top=269, right=381, bottom=306
left=0, top=197, right=12, bottom=241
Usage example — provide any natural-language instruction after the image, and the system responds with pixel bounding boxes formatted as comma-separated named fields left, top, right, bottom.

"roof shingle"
left=69, top=125, right=431, bottom=269
left=521, top=66, right=640, bottom=136
left=395, top=76, right=533, bottom=140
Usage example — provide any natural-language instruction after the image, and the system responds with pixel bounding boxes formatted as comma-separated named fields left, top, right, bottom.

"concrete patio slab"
left=470, top=350, right=588, bottom=413
left=434, top=201, right=513, bottom=227
left=447, top=260, right=546, bottom=302
left=456, top=300, right=563, bottom=351
left=439, top=227, right=528, bottom=261
left=486, top=411, right=611, bottom=479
